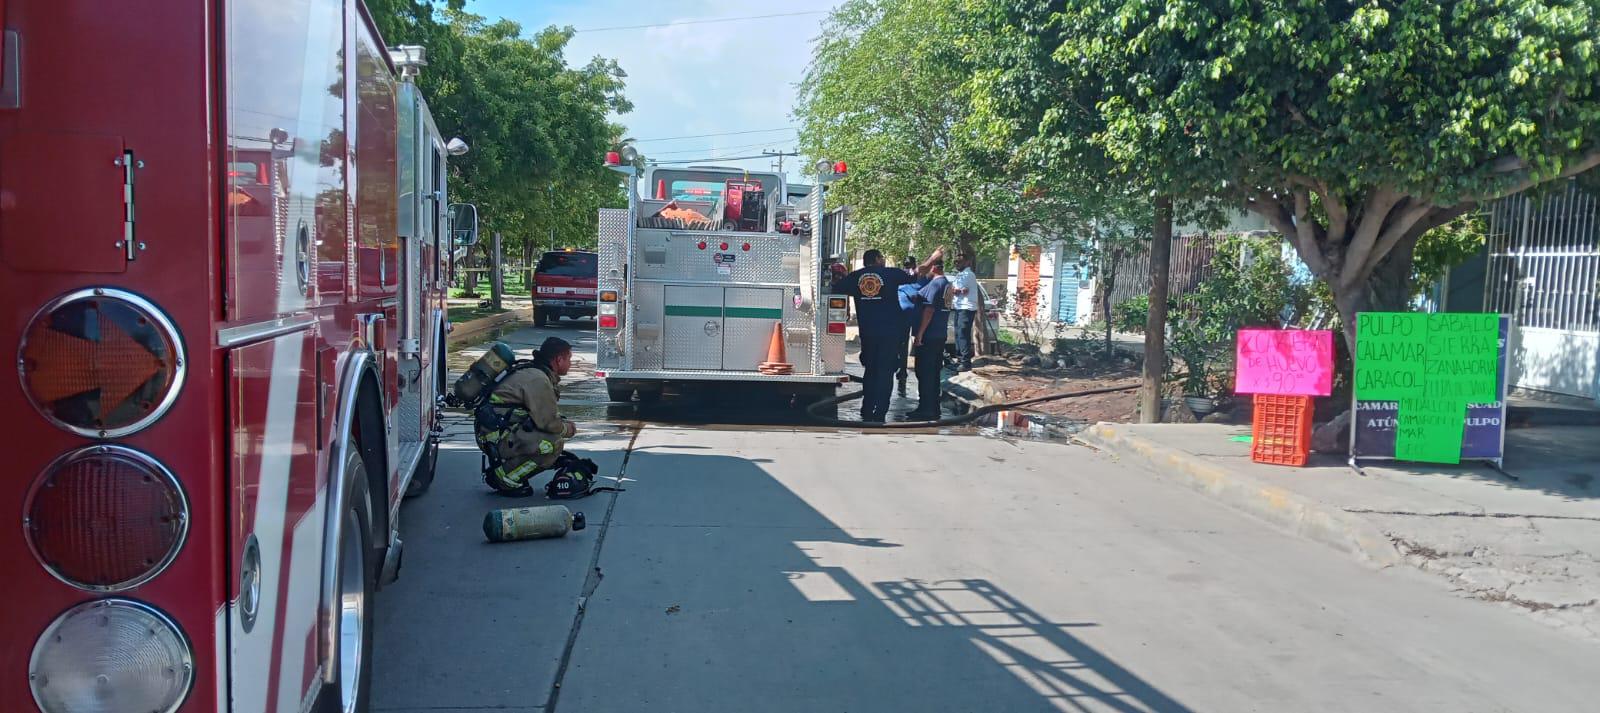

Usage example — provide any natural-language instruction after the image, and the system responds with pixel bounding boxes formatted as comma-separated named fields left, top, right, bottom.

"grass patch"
left=448, top=305, right=509, bottom=324
left=998, top=329, right=1020, bottom=345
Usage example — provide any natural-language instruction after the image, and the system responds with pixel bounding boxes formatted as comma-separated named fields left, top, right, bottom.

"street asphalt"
left=373, top=322, right=1600, bottom=713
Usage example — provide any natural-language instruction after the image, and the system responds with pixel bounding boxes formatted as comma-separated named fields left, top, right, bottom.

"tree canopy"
left=796, top=0, right=1076, bottom=263
left=966, top=0, right=1600, bottom=345
left=368, top=0, right=630, bottom=257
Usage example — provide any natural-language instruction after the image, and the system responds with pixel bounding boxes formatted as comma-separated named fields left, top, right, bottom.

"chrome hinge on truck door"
left=113, top=150, right=144, bottom=261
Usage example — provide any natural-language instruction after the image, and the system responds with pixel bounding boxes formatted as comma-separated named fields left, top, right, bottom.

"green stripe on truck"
left=664, top=305, right=783, bottom=319
left=664, top=305, right=722, bottom=317
left=725, top=307, right=783, bottom=319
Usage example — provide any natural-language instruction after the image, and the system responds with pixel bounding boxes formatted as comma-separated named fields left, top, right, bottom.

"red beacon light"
left=832, top=160, right=848, bottom=175
left=604, top=151, right=621, bottom=166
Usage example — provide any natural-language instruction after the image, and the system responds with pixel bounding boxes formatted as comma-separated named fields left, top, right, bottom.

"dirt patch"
left=967, top=346, right=1144, bottom=422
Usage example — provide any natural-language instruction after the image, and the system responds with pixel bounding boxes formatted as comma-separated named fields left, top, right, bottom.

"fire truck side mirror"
left=446, top=137, right=470, bottom=156
left=449, top=203, right=479, bottom=247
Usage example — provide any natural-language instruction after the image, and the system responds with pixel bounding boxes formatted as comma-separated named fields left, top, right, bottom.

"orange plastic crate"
left=1251, top=394, right=1315, bottom=466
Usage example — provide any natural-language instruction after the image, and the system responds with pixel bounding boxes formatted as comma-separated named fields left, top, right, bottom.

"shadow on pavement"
left=556, top=444, right=1195, bottom=713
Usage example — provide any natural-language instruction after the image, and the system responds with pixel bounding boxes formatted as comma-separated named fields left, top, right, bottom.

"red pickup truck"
left=534, top=249, right=599, bottom=326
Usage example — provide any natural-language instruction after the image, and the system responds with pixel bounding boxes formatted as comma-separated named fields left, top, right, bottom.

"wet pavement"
left=448, top=321, right=1011, bottom=434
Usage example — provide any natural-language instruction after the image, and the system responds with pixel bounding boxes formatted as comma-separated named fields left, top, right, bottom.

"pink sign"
left=1234, top=329, right=1334, bottom=396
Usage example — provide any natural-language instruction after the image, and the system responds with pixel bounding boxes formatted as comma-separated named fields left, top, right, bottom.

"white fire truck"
left=594, top=151, right=851, bottom=402
left=1, top=2, right=467, bottom=712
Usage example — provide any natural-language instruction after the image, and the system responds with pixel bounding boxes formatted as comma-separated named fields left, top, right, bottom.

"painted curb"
left=446, top=308, right=533, bottom=347
left=1077, top=423, right=1403, bottom=568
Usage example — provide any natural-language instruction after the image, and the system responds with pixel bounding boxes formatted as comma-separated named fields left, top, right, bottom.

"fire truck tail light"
left=599, top=290, right=618, bottom=302
left=599, top=315, right=618, bottom=329
left=30, top=598, right=193, bottom=713
left=828, top=297, right=848, bottom=309
left=25, top=446, right=188, bottom=592
left=827, top=322, right=846, bottom=335
left=19, top=288, right=186, bottom=438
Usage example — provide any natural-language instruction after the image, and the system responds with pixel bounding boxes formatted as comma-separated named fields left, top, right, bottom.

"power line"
left=647, top=139, right=793, bottom=156
left=574, top=11, right=826, bottom=34
left=647, top=152, right=795, bottom=165
left=631, top=127, right=796, bottom=143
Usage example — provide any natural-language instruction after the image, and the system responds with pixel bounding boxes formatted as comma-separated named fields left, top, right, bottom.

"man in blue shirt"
left=835, top=249, right=938, bottom=422
left=909, top=257, right=952, bottom=420
left=894, top=255, right=921, bottom=395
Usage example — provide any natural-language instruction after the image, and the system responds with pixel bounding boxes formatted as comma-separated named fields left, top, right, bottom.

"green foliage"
left=1169, top=235, right=1309, bottom=395
left=1412, top=213, right=1489, bottom=298
left=795, top=0, right=1079, bottom=261
left=965, top=0, right=1600, bottom=347
left=368, top=1, right=630, bottom=256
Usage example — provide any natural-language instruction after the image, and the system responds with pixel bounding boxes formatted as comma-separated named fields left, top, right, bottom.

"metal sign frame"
left=1347, top=314, right=1511, bottom=473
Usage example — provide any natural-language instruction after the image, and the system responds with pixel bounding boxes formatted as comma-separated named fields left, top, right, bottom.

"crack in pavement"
left=1345, top=508, right=1600, bottom=522
left=544, top=425, right=640, bottom=713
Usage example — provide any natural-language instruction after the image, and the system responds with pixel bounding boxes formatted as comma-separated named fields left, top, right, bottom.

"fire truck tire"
left=405, top=437, right=439, bottom=498
left=636, top=388, right=663, bottom=403
left=325, top=450, right=377, bottom=713
left=606, top=383, right=634, bottom=402
left=535, top=310, right=548, bottom=327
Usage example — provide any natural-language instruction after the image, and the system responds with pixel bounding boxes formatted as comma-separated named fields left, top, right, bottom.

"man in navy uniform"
left=835, top=248, right=940, bottom=422
left=909, top=257, right=952, bottom=421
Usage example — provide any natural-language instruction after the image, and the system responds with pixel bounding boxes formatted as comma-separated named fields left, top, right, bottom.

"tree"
left=971, top=0, right=1600, bottom=349
left=369, top=2, right=631, bottom=261
left=795, top=0, right=1074, bottom=264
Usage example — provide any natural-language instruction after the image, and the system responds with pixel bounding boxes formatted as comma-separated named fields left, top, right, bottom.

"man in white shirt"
left=948, top=253, right=980, bottom=372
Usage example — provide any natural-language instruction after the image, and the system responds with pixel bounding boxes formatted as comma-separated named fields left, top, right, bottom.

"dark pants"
left=913, top=341, right=945, bottom=415
left=953, top=309, right=977, bottom=367
left=859, top=334, right=901, bottom=421
left=895, top=326, right=911, bottom=382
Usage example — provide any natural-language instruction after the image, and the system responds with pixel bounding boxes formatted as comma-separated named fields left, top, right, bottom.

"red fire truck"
left=0, top=2, right=470, bottom=712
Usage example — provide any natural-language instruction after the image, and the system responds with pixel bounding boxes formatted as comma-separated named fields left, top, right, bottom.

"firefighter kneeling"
left=468, top=337, right=597, bottom=498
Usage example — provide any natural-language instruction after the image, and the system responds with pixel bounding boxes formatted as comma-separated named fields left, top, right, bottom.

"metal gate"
left=1484, top=181, right=1600, bottom=401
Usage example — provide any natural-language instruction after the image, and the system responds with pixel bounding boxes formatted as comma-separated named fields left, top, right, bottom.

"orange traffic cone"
left=759, top=321, right=793, bottom=375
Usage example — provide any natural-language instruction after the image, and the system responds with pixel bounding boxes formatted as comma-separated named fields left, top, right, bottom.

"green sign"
left=1354, top=312, right=1500, bottom=464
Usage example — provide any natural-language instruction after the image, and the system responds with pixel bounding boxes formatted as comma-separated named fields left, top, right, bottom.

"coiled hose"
left=803, top=373, right=1143, bottom=429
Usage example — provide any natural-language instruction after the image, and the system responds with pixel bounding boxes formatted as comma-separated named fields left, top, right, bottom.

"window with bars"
left=1484, top=182, right=1600, bottom=333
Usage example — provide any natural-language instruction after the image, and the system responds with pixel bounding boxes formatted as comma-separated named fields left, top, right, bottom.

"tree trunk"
left=490, top=231, right=504, bottom=311
left=1139, top=197, right=1174, bottom=423
left=1101, top=257, right=1116, bottom=361
left=1329, top=243, right=1416, bottom=350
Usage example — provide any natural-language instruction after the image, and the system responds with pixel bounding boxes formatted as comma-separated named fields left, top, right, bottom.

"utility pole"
left=762, top=149, right=798, bottom=175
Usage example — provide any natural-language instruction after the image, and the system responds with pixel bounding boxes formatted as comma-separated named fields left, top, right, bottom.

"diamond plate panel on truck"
left=597, top=208, right=628, bottom=371
left=663, top=284, right=724, bottom=370
left=633, top=228, right=802, bottom=284
left=631, top=281, right=666, bottom=371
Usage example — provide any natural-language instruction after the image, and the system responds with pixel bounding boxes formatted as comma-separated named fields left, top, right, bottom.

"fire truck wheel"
left=606, top=383, right=635, bottom=403
left=405, top=438, right=439, bottom=498
left=535, top=311, right=549, bottom=327
left=326, top=450, right=376, bottom=713
left=636, top=388, right=663, bottom=403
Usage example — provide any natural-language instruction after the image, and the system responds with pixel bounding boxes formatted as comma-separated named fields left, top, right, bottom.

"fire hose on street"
left=803, top=374, right=1146, bottom=429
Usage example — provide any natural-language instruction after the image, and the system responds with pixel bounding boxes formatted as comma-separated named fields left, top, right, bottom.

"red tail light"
left=599, top=315, right=618, bottom=329
left=25, top=446, right=188, bottom=591
left=827, top=323, right=846, bottom=334
left=19, top=288, right=185, bottom=438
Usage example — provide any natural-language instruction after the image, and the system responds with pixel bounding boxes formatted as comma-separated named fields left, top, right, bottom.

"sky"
left=467, top=0, right=840, bottom=185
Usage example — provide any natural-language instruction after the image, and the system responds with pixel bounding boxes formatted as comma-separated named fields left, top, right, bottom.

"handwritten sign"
left=1234, top=329, right=1334, bottom=396
left=1353, top=312, right=1502, bottom=464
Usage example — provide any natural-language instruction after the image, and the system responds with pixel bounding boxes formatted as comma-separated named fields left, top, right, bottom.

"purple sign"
left=1351, top=316, right=1508, bottom=461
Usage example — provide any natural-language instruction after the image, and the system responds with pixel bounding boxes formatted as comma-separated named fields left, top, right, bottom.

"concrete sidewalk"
left=1079, top=422, right=1600, bottom=641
